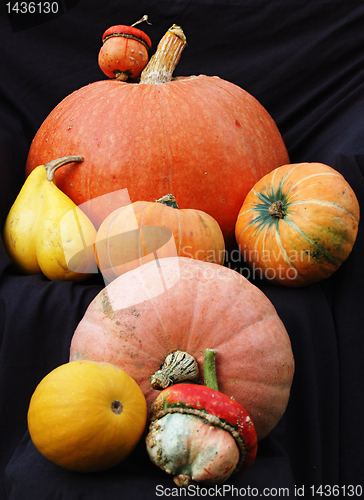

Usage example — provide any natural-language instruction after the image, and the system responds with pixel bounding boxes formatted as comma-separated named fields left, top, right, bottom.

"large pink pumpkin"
left=70, top=257, right=294, bottom=440
left=25, top=26, right=289, bottom=246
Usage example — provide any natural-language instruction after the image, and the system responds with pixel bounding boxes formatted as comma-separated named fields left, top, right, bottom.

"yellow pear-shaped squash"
left=3, top=161, right=49, bottom=274
left=3, top=156, right=97, bottom=281
left=27, top=360, right=147, bottom=472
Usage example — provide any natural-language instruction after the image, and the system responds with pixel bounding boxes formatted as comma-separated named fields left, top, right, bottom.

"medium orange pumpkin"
left=95, top=194, right=225, bottom=282
left=25, top=25, right=289, bottom=246
left=70, top=257, right=295, bottom=441
left=235, top=162, right=360, bottom=286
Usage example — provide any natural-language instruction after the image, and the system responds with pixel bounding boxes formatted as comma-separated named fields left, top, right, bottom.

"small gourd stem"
left=44, top=155, right=83, bottom=182
left=140, top=25, right=186, bottom=85
left=114, top=71, right=130, bottom=81
left=203, top=348, right=219, bottom=391
left=156, top=194, right=179, bottom=209
left=131, top=14, right=151, bottom=27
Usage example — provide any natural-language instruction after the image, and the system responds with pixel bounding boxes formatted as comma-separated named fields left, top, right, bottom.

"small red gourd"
left=70, top=257, right=295, bottom=441
left=26, top=24, right=289, bottom=246
left=235, top=162, right=360, bottom=286
left=146, top=349, right=257, bottom=486
left=98, top=16, right=152, bottom=81
left=95, top=194, right=225, bottom=282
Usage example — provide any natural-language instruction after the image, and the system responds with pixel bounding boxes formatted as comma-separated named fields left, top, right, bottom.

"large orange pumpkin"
left=95, top=194, right=225, bottom=282
left=25, top=25, right=289, bottom=246
left=69, top=257, right=295, bottom=441
left=235, top=162, right=360, bottom=286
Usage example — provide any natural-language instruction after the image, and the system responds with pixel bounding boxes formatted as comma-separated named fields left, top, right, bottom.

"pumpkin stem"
left=149, top=349, right=220, bottom=391
left=140, top=25, right=186, bottom=85
left=44, top=155, right=84, bottom=182
left=268, top=200, right=286, bottom=219
left=156, top=194, right=179, bottom=209
left=203, top=348, right=219, bottom=391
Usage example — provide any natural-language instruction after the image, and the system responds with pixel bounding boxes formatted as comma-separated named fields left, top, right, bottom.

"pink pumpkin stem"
left=203, top=348, right=219, bottom=391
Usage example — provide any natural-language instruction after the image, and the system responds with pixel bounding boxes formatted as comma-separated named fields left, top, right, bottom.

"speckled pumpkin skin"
left=70, top=257, right=295, bottom=440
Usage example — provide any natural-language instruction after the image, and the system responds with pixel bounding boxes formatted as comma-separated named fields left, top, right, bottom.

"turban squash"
left=25, top=25, right=289, bottom=247
left=70, top=257, right=295, bottom=441
left=98, top=16, right=152, bottom=81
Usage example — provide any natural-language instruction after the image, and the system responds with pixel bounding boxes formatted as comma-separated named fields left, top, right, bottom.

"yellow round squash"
left=27, top=360, right=147, bottom=472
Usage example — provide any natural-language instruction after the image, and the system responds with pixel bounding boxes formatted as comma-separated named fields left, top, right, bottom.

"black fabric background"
left=0, top=1, right=363, bottom=499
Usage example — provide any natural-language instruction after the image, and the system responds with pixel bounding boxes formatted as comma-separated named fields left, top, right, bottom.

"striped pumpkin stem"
left=150, top=350, right=199, bottom=390
left=140, top=25, right=187, bottom=85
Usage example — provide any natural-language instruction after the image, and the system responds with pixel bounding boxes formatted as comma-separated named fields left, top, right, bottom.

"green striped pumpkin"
left=235, top=162, right=360, bottom=287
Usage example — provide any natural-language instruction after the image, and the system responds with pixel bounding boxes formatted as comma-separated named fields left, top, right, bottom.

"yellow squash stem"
left=45, top=156, right=83, bottom=182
